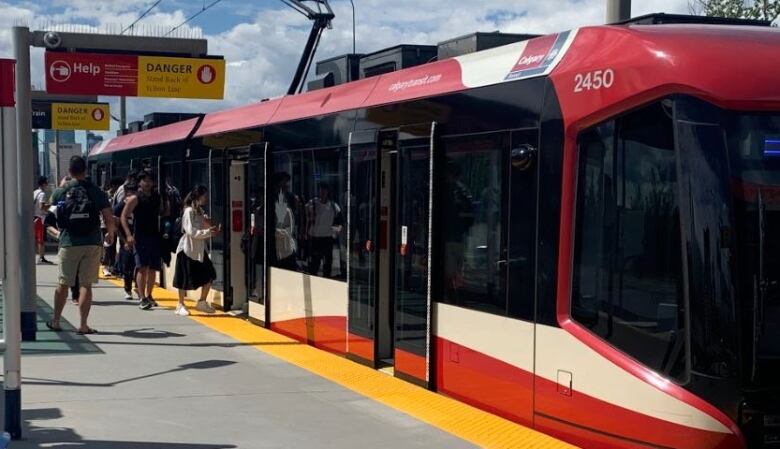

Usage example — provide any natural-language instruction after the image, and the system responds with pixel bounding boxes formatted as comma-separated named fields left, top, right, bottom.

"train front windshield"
left=726, top=112, right=780, bottom=386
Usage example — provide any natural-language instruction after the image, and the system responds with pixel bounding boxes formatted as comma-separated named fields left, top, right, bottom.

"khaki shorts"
left=58, top=245, right=101, bottom=287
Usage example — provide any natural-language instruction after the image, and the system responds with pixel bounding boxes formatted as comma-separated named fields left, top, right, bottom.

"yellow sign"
left=51, top=102, right=110, bottom=131
left=138, top=56, right=225, bottom=99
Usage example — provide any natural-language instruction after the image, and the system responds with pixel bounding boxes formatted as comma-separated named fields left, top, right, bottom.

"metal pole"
left=120, top=96, right=126, bottom=135
left=606, top=0, right=631, bottom=23
left=55, top=130, right=60, bottom=183
left=13, top=26, right=37, bottom=343
left=2, top=56, right=22, bottom=440
left=349, top=0, right=355, bottom=54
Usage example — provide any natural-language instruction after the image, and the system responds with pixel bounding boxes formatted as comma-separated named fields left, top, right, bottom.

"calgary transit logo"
left=49, top=60, right=71, bottom=83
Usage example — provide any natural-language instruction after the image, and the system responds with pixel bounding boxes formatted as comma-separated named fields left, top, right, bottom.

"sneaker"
left=133, top=288, right=141, bottom=300
left=175, top=305, right=190, bottom=316
left=102, top=268, right=112, bottom=277
left=124, top=291, right=133, bottom=300
left=139, top=297, right=153, bottom=310
left=150, top=298, right=159, bottom=307
left=38, top=258, right=54, bottom=265
left=195, top=300, right=215, bottom=314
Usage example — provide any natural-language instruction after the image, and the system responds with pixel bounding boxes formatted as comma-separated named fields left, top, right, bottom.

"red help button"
left=0, top=59, right=15, bottom=107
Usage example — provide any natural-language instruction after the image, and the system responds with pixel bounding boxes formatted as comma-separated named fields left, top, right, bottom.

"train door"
left=347, top=124, right=436, bottom=386
left=228, top=157, right=248, bottom=312
left=245, top=144, right=268, bottom=324
left=208, top=149, right=227, bottom=307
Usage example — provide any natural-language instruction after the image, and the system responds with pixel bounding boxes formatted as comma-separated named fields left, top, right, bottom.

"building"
left=48, top=142, right=82, bottom=184
left=86, top=132, right=104, bottom=153
left=38, top=129, right=76, bottom=181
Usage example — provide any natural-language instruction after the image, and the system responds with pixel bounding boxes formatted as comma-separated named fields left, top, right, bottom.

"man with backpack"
left=46, top=156, right=115, bottom=335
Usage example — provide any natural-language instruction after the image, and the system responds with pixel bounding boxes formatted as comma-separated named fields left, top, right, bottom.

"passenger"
left=160, top=177, right=182, bottom=267
left=121, top=170, right=167, bottom=310
left=46, top=156, right=115, bottom=335
left=249, top=190, right=265, bottom=298
left=113, top=169, right=138, bottom=208
left=100, top=177, right=124, bottom=277
left=165, top=177, right=183, bottom=219
left=173, top=185, right=219, bottom=316
left=33, top=176, right=53, bottom=265
left=443, top=160, right=473, bottom=302
left=114, top=183, right=138, bottom=300
left=305, top=183, right=342, bottom=277
left=52, top=176, right=82, bottom=302
left=272, top=173, right=298, bottom=270
left=44, top=203, right=81, bottom=304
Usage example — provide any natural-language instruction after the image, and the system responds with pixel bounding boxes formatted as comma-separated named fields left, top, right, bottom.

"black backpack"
left=57, top=181, right=100, bottom=236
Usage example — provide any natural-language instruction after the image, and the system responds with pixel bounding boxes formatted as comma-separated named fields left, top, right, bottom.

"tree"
left=689, top=0, right=780, bottom=22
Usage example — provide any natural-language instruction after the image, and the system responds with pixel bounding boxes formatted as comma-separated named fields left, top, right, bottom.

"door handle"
left=496, top=258, right=525, bottom=269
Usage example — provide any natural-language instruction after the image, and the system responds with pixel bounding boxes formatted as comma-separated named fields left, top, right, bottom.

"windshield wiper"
left=751, top=189, right=767, bottom=381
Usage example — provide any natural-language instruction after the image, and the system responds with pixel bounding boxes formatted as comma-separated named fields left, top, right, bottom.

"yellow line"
left=105, top=277, right=576, bottom=449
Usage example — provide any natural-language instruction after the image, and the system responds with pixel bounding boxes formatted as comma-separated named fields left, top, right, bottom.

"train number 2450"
left=574, top=69, right=615, bottom=92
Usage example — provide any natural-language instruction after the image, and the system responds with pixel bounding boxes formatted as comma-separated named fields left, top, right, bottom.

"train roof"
left=90, top=23, right=780, bottom=157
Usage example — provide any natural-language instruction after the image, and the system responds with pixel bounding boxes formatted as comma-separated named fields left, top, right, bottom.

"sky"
left=0, top=0, right=692, bottom=142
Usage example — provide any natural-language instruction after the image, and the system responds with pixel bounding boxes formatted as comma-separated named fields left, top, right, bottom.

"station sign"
left=31, top=101, right=110, bottom=130
left=45, top=51, right=225, bottom=100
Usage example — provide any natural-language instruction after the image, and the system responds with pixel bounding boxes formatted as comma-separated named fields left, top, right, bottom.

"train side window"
left=572, top=101, right=687, bottom=381
left=271, top=147, right=347, bottom=280
left=439, top=131, right=510, bottom=316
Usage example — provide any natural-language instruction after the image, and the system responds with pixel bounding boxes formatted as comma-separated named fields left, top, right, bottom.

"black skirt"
left=173, top=251, right=216, bottom=290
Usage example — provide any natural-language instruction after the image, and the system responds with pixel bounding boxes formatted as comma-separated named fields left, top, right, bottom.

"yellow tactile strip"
left=105, top=277, right=576, bottom=449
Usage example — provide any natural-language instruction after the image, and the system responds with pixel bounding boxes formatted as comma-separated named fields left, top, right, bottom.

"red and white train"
left=88, top=14, right=780, bottom=448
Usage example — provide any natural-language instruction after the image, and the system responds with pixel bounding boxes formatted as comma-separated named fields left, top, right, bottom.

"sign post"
left=1, top=57, right=22, bottom=440
left=13, top=27, right=37, bottom=345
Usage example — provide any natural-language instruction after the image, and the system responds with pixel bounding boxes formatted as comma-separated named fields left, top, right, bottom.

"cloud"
left=0, top=0, right=690, bottom=140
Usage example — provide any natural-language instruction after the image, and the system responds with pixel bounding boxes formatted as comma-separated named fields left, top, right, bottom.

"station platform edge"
left=102, top=276, right=576, bottom=449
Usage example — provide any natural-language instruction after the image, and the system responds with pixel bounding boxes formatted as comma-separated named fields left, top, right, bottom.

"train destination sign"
left=45, top=51, right=225, bottom=100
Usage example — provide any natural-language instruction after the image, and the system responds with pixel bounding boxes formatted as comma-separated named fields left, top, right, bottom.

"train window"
left=572, top=101, right=687, bottom=381
left=271, top=147, right=347, bottom=280
left=439, top=131, right=510, bottom=316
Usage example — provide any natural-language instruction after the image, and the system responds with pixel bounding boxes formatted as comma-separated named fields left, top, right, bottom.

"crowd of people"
left=33, top=155, right=350, bottom=336
left=37, top=155, right=220, bottom=335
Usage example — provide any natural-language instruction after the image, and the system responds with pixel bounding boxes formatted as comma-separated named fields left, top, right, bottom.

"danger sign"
left=138, top=56, right=225, bottom=99
left=50, top=102, right=110, bottom=131
left=45, top=51, right=225, bottom=100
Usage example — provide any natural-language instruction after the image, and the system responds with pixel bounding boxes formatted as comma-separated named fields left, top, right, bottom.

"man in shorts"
left=33, top=176, right=53, bottom=264
left=46, top=156, right=115, bottom=335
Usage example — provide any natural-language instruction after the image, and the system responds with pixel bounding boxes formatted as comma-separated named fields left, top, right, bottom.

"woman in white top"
left=173, top=185, right=220, bottom=316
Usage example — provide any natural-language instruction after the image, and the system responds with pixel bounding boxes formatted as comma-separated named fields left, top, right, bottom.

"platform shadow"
left=14, top=359, right=237, bottom=388
left=0, top=295, right=103, bottom=356
left=16, top=408, right=237, bottom=448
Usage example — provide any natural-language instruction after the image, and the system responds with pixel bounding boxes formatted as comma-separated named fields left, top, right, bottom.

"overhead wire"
left=121, top=0, right=163, bottom=35
left=165, top=0, right=222, bottom=37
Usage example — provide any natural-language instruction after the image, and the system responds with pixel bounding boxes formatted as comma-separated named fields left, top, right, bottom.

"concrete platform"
left=1, top=258, right=475, bottom=448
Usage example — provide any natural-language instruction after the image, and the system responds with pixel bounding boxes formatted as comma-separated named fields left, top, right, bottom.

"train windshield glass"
left=726, top=113, right=780, bottom=383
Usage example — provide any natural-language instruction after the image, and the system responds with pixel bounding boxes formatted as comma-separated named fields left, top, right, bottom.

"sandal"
left=77, top=327, right=98, bottom=335
left=45, top=320, right=62, bottom=332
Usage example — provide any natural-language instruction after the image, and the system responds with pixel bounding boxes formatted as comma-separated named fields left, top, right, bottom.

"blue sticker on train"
left=764, top=137, right=780, bottom=158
